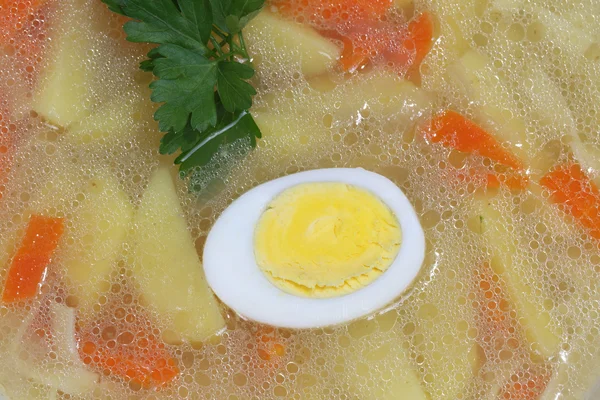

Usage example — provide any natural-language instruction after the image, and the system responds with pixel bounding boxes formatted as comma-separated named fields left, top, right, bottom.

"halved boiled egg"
left=203, top=168, right=425, bottom=329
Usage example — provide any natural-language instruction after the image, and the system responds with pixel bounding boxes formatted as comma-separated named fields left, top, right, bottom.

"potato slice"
left=298, top=311, right=430, bottom=400
left=61, top=172, right=133, bottom=315
left=132, top=167, right=225, bottom=342
left=476, top=197, right=561, bottom=358
left=245, top=10, right=340, bottom=78
left=414, top=277, right=479, bottom=399
left=33, top=0, right=98, bottom=127
left=449, top=50, right=531, bottom=162
left=66, top=89, right=156, bottom=145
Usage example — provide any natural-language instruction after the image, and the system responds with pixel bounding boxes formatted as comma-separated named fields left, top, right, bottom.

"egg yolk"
left=254, top=182, right=402, bottom=298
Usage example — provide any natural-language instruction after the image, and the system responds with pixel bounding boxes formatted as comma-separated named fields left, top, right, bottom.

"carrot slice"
left=2, top=215, right=64, bottom=303
left=499, top=366, right=552, bottom=400
left=0, top=0, right=48, bottom=41
left=402, top=12, right=434, bottom=77
left=426, top=110, right=524, bottom=170
left=272, top=0, right=392, bottom=26
left=540, top=163, right=600, bottom=240
left=77, top=298, right=179, bottom=389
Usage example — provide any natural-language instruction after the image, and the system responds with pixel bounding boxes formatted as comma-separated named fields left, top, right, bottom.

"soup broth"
left=1, top=0, right=600, bottom=399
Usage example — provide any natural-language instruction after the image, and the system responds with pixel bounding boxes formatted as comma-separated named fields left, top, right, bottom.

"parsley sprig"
left=102, top=0, right=264, bottom=174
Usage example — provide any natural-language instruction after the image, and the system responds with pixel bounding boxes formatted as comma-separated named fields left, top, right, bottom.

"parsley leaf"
left=217, top=62, right=256, bottom=113
left=101, top=0, right=265, bottom=192
left=151, top=44, right=218, bottom=132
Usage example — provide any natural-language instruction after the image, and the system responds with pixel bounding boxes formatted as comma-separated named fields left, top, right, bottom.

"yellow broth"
left=0, top=0, right=600, bottom=399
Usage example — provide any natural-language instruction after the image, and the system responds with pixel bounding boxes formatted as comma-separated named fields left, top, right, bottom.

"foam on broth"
left=1, top=0, right=600, bottom=399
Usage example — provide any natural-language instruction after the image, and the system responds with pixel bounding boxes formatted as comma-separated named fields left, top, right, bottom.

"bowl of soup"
left=1, top=0, right=600, bottom=399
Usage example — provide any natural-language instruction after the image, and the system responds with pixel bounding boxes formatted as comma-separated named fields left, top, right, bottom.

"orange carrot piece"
left=272, top=0, right=392, bottom=26
left=77, top=299, right=179, bottom=389
left=2, top=215, right=64, bottom=303
left=540, top=163, right=600, bottom=240
left=402, top=12, right=434, bottom=76
left=426, top=110, right=524, bottom=170
left=499, top=367, right=552, bottom=400
left=0, top=0, right=48, bottom=40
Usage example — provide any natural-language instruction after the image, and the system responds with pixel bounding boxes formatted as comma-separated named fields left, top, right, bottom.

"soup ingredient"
left=132, top=167, right=224, bottom=342
left=404, top=12, right=435, bottom=78
left=254, top=182, right=401, bottom=298
left=426, top=110, right=523, bottom=170
left=204, top=168, right=424, bottom=328
left=62, top=172, right=132, bottom=316
left=12, top=302, right=99, bottom=395
left=2, top=215, right=64, bottom=303
left=67, top=90, right=155, bottom=145
left=102, top=0, right=264, bottom=177
left=540, top=163, right=600, bottom=240
left=0, top=0, right=48, bottom=38
left=34, top=0, right=102, bottom=127
left=476, top=199, right=561, bottom=357
left=331, top=313, right=429, bottom=399
left=78, top=297, right=180, bottom=389
left=244, top=10, right=341, bottom=77
left=425, top=111, right=528, bottom=190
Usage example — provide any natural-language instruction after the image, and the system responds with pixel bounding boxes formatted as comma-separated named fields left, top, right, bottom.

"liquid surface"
left=0, top=0, right=600, bottom=399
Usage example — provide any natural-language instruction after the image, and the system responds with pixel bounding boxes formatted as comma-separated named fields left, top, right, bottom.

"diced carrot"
left=77, top=299, right=179, bottom=389
left=2, top=215, right=64, bottom=302
left=426, top=110, right=524, bottom=170
left=472, top=263, right=513, bottom=337
left=540, top=163, right=600, bottom=240
left=255, top=325, right=286, bottom=361
left=499, top=366, right=552, bottom=400
left=0, top=0, right=48, bottom=41
left=486, top=172, right=530, bottom=191
left=272, top=0, right=392, bottom=27
left=402, top=12, right=434, bottom=77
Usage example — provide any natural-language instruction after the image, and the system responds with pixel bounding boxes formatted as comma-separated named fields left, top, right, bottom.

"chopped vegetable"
left=272, top=0, right=393, bottom=26
left=476, top=199, right=561, bottom=358
left=2, top=215, right=64, bottom=303
left=540, top=163, right=600, bottom=240
left=131, top=167, right=225, bottom=343
left=425, top=110, right=529, bottom=190
left=498, top=366, right=552, bottom=400
left=102, top=0, right=264, bottom=179
left=404, top=12, right=434, bottom=77
left=244, top=10, right=341, bottom=77
left=77, top=298, right=179, bottom=388
left=473, top=263, right=553, bottom=399
left=426, top=110, right=524, bottom=169
left=62, top=173, right=133, bottom=317
left=0, top=0, right=48, bottom=39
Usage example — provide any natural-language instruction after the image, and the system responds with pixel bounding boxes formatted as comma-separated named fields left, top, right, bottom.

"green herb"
left=101, top=0, right=264, bottom=182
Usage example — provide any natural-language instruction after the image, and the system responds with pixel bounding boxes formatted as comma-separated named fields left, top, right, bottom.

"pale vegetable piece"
left=301, top=312, right=429, bottom=399
left=253, top=111, right=330, bottom=158
left=132, top=166, right=225, bottom=342
left=326, top=73, right=432, bottom=124
left=61, top=172, right=133, bottom=315
left=12, top=303, right=99, bottom=396
left=66, top=89, right=156, bottom=145
left=414, top=278, right=479, bottom=399
left=393, top=0, right=413, bottom=9
left=245, top=10, right=340, bottom=77
left=449, top=50, right=531, bottom=162
left=476, top=198, right=561, bottom=358
left=33, top=0, right=100, bottom=127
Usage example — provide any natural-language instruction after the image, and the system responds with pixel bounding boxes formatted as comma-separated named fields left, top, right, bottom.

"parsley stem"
left=209, top=36, right=223, bottom=56
left=238, top=31, right=248, bottom=57
left=178, top=110, right=249, bottom=164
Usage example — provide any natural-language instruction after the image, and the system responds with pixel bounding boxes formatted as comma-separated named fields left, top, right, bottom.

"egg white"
left=203, top=168, right=425, bottom=329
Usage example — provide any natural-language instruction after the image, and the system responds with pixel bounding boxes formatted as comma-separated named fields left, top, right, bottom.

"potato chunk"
left=61, top=172, right=133, bottom=315
left=132, top=167, right=225, bottom=343
left=245, top=10, right=340, bottom=77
